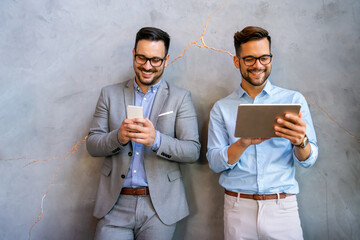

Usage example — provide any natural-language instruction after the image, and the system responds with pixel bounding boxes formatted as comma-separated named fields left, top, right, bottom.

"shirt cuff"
left=294, top=142, right=317, bottom=168
left=224, top=146, right=238, bottom=169
left=151, top=130, right=161, bottom=152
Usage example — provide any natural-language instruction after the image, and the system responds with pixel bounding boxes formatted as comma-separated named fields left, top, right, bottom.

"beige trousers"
left=224, top=194, right=303, bottom=240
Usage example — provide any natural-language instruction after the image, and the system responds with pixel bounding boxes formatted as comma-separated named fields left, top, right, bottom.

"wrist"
left=295, top=135, right=309, bottom=148
left=117, top=131, right=129, bottom=145
left=237, top=139, right=250, bottom=149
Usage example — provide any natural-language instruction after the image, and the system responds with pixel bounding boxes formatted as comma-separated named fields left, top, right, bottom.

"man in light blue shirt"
left=207, top=26, right=318, bottom=239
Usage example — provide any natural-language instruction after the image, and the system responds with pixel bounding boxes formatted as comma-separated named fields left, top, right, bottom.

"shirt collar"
left=133, top=79, right=162, bottom=93
left=262, top=80, right=273, bottom=96
left=237, top=84, right=247, bottom=98
left=237, top=80, right=273, bottom=98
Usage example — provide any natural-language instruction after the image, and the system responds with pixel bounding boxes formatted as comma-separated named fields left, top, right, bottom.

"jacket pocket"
left=156, top=115, right=176, bottom=137
left=100, top=159, right=112, bottom=176
left=167, top=169, right=182, bottom=182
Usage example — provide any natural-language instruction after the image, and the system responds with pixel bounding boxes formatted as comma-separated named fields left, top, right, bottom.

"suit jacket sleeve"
left=86, top=87, right=124, bottom=157
left=156, top=91, right=200, bottom=163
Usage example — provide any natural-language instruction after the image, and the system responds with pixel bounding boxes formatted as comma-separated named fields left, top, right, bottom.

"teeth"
left=250, top=70, right=264, bottom=74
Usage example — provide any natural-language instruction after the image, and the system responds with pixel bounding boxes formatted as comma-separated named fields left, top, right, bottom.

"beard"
left=240, top=67, right=271, bottom=87
left=135, top=66, right=165, bottom=86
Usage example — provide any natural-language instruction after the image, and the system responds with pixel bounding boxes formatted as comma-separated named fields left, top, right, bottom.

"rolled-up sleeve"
left=293, top=94, right=319, bottom=168
left=207, top=103, right=237, bottom=173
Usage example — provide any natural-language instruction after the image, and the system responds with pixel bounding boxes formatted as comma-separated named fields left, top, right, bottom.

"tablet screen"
left=234, top=104, right=301, bottom=138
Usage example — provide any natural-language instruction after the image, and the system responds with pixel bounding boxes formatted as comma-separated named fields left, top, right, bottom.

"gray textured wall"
left=1, top=0, right=359, bottom=239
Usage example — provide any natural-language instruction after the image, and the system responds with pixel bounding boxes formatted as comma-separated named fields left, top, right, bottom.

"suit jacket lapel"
left=150, top=80, right=168, bottom=128
left=124, top=79, right=134, bottom=110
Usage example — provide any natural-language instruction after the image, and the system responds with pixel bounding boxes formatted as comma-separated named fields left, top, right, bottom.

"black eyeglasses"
left=240, top=54, right=273, bottom=66
left=134, top=53, right=167, bottom=67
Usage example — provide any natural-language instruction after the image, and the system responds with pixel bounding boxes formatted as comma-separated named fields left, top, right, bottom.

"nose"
left=253, top=58, right=263, bottom=68
left=143, top=59, right=153, bottom=69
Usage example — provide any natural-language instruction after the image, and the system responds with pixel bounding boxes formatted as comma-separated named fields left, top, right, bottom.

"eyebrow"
left=135, top=53, right=164, bottom=59
left=241, top=54, right=271, bottom=58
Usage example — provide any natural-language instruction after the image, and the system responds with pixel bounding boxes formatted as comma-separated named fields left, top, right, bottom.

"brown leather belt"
left=225, top=190, right=294, bottom=200
left=121, top=187, right=149, bottom=196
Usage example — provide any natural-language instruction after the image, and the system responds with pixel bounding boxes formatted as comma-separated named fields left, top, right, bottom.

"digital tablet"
left=234, top=104, right=301, bottom=138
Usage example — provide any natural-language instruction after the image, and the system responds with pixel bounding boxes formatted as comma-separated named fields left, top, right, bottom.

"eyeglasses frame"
left=239, top=54, right=273, bottom=66
left=134, top=53, right=167, bottom=67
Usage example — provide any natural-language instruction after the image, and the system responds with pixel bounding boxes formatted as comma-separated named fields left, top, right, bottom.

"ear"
left=233, top=55, right=240, bottom=69
left=132, top=48, right=135, bottom=60
left=164, top=54, right=170, bottom=67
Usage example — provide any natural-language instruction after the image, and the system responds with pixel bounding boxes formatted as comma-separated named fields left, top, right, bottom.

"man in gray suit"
left=86, top=27, right=200, bottom=240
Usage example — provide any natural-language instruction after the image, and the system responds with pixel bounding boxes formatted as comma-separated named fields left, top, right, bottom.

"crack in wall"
left=168, top=0, right=234, bottom=67
left=25, top=136, right=87, bottom=240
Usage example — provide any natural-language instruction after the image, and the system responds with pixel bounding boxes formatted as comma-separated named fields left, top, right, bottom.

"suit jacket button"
left=128, top=152, right=132, bottom=156
left=121, top=174, right=125, bottom=179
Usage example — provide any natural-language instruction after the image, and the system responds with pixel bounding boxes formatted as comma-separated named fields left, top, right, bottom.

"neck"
left=241, top=80, right=266, bottom=99
left=140, top=85, right=150, bottom=94
left=135, top=78, right=152, bottom=94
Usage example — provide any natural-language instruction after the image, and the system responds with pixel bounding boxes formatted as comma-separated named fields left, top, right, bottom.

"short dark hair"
left=134, top=27, right=170, bottom=56
left=234, top=26, right=271, bottom=56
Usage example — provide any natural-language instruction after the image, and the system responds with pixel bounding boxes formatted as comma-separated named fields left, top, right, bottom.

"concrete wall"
left=1, top=0, right=359, bottom=239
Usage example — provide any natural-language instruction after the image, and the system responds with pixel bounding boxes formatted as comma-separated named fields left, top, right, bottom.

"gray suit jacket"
left=86, top=79, right=200, bottom=225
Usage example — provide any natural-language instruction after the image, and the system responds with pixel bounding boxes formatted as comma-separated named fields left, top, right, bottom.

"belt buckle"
left=253, top=194, right=266, bottom=200
left=139, top=187, right=145, bottom=195
left=138, top=187, right=147, bottom=195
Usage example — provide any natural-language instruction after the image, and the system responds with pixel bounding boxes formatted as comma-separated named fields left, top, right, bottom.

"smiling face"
left=234, top=38, right=272, bottom=90
left=133, top=39, right=169, bottom=92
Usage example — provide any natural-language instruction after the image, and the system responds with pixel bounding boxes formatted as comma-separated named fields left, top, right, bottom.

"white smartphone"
left=127, top=105, right=143, bottom=126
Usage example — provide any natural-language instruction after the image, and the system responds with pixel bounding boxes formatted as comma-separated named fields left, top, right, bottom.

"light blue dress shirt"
left=206, top=80, right=318, bottom=194
left=123, top=79, right=162, bottom=188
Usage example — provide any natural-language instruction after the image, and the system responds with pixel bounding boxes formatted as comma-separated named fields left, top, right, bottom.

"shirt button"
left=136, top=152, right=139, bottom=155
left=134, top=170, right=137, bottom=173
left=144, top=97, right=147, bottom=101
left=128, top=152, right=132, bottom=156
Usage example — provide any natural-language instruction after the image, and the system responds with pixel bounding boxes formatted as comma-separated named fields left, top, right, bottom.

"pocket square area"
left=158, top=111, right=174, bottom=117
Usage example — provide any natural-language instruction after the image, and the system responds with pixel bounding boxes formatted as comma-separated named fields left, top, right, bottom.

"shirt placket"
left=256, top=145, right=265, bottom=193
left=132, top=88, right=145, bottom=186
left=253, top=93, right=264, bottom=193
left=132, top=88, right=153, bottom=186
